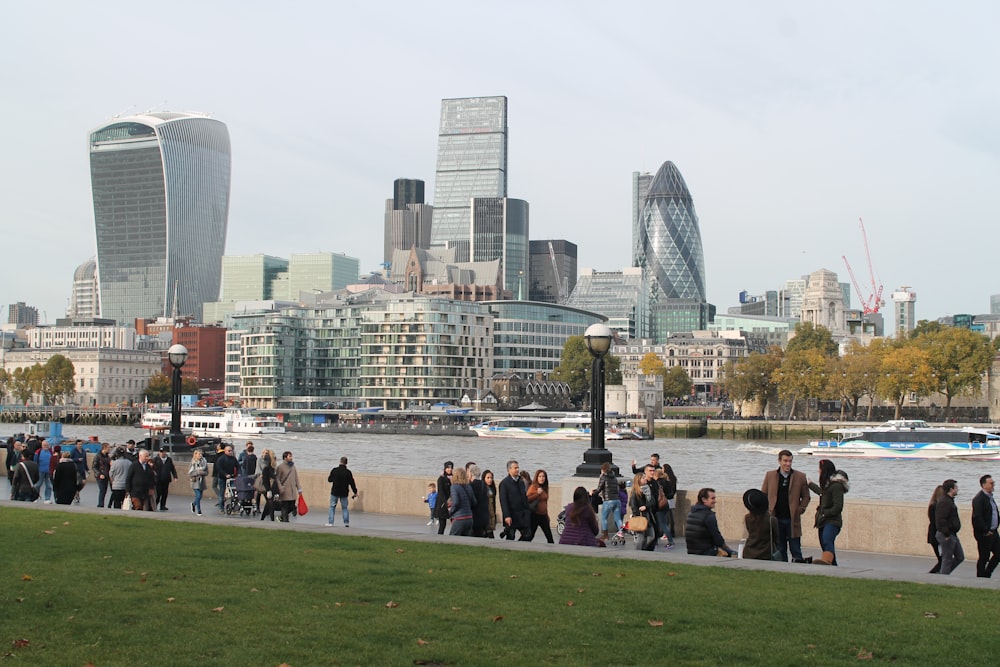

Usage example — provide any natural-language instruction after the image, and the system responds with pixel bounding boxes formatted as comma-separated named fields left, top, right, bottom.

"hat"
left=743, top=489, right=769, bottom=515
left=444, top=461, right=454, bottom=469
left=158, top=447, right=167, bottom=453
left=126, top=439, right=136, bottom=445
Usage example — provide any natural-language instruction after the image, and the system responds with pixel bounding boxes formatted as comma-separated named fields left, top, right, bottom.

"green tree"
left=775, top=348, right=830, bottom=419
left=828, top=340, right=883, bottom=419
left=913, top=326, right=993, bottom=420
left=10, top=366, right=35, bottom=404
left=40, top=354, right=76, bottom=405
left=877, top=345, right=934, bottom=419
left=785, top=322, right=838, bottom=356
left=551, top=336, right=622, bottom=408
left=662, top=365, right=692, bottom=400
left=721, top=349, right=782, bottom=417
left=0, top=368, right=9, bottom=403
left=145, top=372, right=200, bottom=403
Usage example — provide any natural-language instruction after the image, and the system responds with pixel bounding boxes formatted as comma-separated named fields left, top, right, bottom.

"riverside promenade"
left=5, top=480, right=996, bottom=592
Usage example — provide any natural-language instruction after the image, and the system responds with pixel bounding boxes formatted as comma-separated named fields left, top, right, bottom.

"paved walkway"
left=6, top=480, right=997, bottom=591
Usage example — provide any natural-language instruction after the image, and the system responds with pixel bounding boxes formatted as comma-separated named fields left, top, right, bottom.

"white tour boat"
left=140, top=408, right=286, bottom=438
left=799, top=419, right=1000, bottom=460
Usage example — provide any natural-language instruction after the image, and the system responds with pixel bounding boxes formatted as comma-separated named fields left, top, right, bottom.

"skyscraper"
left=431, top=96, right=508, bottom=257
left=89, top=112, right=231, bottom=325
left=67, top=257, right=100, bottom=319
left=892, top=287, right=917, bottom=336
left=383, top=178, right=432, bottom=267
left=470, top=197, right=528, bottom=297
left=635, top=161, right=708, bottom=339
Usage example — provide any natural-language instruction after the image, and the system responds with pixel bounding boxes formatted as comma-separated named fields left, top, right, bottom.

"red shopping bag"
left=297, top=492, right=309, bottom=516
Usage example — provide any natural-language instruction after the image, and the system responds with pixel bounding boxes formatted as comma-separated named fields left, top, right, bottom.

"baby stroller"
left=608, top=516, right=643, bottom=547
left=234, top=475, right=257, bottom=516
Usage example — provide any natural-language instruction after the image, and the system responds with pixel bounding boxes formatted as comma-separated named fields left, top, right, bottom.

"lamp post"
left=167, top=344, right=188, bottom=447
left=576, top=323, right=618, bottom=477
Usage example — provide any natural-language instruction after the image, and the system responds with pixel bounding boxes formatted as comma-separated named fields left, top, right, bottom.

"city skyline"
left=3, top=3, right=999, bottom=326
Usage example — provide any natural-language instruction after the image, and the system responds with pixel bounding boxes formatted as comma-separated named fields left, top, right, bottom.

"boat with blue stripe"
left=799, top=420, right=1000, bottom=460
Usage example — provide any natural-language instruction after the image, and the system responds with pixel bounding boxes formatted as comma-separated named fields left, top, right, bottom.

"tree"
left=785, top=322, right=838, bottom=356
left=145, top=372, right=200, bottom=403
left=638, top=352, right=665, bottom=377
left=775, top=348, right=830, bottom=419
left=913, top=326, right=993, bottom=420
left=551, top=336, right=621, bottom=408
left=41, top=354, right=76, bottom=405
left=662, top=365, right=692, bottom=400
left=0, top=368, right=9, bottom=403
left=877, top=346, right=934, bottom=419
left=828, top=340, right=882, bottom=419
left=10, top=366, right=35, bottom=404
left=721, top=349, right=782, bottom=417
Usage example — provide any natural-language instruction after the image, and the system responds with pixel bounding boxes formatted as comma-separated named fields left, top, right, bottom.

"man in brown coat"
left=761, top=450, right=811, bottom=562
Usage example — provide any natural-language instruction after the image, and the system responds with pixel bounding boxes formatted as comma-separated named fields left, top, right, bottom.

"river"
left=41, top=424, right=998, bottom=505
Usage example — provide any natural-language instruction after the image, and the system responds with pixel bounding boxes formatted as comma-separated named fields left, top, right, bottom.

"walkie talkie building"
left=89, top=112, right=231, bottom=324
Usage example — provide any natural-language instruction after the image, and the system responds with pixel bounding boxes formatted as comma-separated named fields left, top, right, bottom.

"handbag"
left=297, top=492, right=309, bottom=516
left=768, top=514, right=783, bottom=561
left=629, top=514, right=648, bottom=532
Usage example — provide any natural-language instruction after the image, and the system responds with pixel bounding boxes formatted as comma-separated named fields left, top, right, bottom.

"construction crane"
left=841, top=217, right=884, bottom=314
left=548, top=241, right=568, bottom=303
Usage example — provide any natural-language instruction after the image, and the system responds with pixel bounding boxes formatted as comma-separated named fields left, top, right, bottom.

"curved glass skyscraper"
left=90, top=112, right=231, bottom=324
left=635, top=161, right=706, bottom=303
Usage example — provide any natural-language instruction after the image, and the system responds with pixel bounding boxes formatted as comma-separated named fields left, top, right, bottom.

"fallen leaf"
left=279, top=664, right=291, bottom=667
left=806, top=644, right=816, bottom=649
left=615, top=572, right=626, bottom=578
left=212, top=606, right=225, bottom=613
left=566, top=601, right=574, bottom=607
left=166, top=598, right=175, bottom=603
left=385, top=601, right=399, bottom=608
left=335, top=602, right=343, bottom=607
left=250, top=588, right=259, bottom=593
left=427, top=569, right=433, bottom=574
left=12, top=639, right=29, bottom=649
left=894, top=594, right=902, bottom=599
left=492, top=616, right=504, bottom=622
left=509, top=575, right=518, bottom=579
left=451, top=607, right=461, bottom=611
left=923, top=612, right=938, bottom=618
left=67, top=616, right=74, bottom=621
left=856, top=648, right=873, bottom=660
left=667, top=572, right=676, bottom=577
left=21, top=575, right=32, bottom=581
left=648, top=620, right=664, bottom=627
left=417, top=638, right=428, bottom=646
left=103, top=555, right=112, bottom=559
left=15, top=598, right=24, bottom=603
left=577, top=588, right=585, bottom=593
left=591, top=572, right=602, bottom=577
left=43, top=530, right=55, bottom=535
left=63, top=521, right=70, bottom=525
left=396, top=548, right=405, bottom=554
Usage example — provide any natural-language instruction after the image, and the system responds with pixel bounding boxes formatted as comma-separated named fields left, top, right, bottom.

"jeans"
left=214, top=477, right=226, bottom=508
left=600, top=499, right=622, bottom=533
left=819, top=523, right=841, bottom=565
left=776, top=517, right=803, bottom=562
left=450, top=517, right=473, bottom=536
left=193, top=488, right=203, bottom=514
left=37, top=475, right=52, bottom=501
left=96, top=477, right=109, bottom=507
left=936, top=531, right=965, bottom=575
left=328, top=495, right=350, bottom=525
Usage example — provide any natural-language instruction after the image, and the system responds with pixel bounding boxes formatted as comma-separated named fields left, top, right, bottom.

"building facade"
left=89, top=112, right=231, bottom=325
left=566, top=268, right=646, bottom=340
left=431, top=96, right=508, bottom=255
left=383, top=178, right=432, bottom=267
left=470, top=197, right=529, bottom=297
left=7, top=302, right=39, bottom=326
left=892, top=287, right=917, bottom=337
left=172, top=325, right=227, bottom=392
left=27, top=320, right=135, bottom=350
left=529, top=240, right=577, bottom=304
left=68, top=258, right=100, bottom=319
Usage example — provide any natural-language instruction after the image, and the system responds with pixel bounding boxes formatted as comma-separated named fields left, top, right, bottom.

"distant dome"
left=74, top=257, right=97, bottom=282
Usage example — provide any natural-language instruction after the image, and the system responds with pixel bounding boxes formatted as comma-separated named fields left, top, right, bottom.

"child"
left=422, top=483, right=438, bottom=525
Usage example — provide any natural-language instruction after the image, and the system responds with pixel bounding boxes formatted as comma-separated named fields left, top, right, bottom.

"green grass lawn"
left=1, top=506, right=995, bottom=666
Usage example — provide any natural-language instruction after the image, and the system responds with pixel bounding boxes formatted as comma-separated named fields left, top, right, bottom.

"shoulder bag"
left=629, top=514, right=649, bottom=532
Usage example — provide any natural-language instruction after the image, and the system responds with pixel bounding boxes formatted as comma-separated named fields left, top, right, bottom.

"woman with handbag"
left=628, top=467, right=661, bottom=551
left=188, top=449, right=208, bottom=516
left=742, top=488, right=779, bottom=560
left=259, top=452, right=279, bottom=522
left=807, top=459, right=849, bottom=566
left=526, top=470, right=554, bottom=543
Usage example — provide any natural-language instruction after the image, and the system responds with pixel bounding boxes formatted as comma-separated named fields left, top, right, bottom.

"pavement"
left=6, top=480, right=998, bottom=591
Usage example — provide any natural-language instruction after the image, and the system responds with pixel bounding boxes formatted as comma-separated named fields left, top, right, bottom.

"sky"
left=3, top=2, right=999, bottom=330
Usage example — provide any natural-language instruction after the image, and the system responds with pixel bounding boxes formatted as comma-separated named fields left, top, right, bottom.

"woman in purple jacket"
left=558, top=486, right=604, bottom=547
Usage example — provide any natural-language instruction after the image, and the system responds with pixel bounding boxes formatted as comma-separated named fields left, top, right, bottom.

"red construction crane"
left=842, top=217, right=884, bottom=314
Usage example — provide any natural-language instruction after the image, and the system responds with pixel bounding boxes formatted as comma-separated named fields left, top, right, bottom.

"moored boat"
left=140, top=407, right=286, bottom=438
left=799, top=419, right=1000, bottom=460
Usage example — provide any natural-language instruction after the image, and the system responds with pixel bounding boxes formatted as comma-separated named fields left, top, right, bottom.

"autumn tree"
left=828, top=340, right=883, bottom=419
left=10, top=366, right=36, bottom=404
left=877, top=345, right=935, bottom=419
left=0, top=368, right=9, bottom=403
left=775, top=348, right=830, bottom=419
left=785, top=322, right=838, bottom=356
left=913, top=326, right=993, bottom=420
left=721, top=349, right=782, bottom=417
left=145, top=372, right=201, bottom=403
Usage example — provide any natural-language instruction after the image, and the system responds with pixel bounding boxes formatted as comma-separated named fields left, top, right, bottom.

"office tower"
left=631, top=171, right=653, bottom=266
left=431, top=96, right=508, bottom=257
left=383, top=178, right=432, bottom=267
left=8, top=302, right=39, bottom=326
left=566, top=268, right=647, bottom=340
left=529, top=240, right=577, bottom=304
left=892, top=287, right=917, bottom=336
left=470, top=197, right=528, bottom=297
left=286, top=253, right=360, bottom=298
left=635, top=162, right=708, bottom=339
left=67, top=257, right=100, bottom=318
left=89, top=112, right=231, bottom=325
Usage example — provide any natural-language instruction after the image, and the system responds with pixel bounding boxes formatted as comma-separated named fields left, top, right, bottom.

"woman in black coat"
left=53, top=451, right=80, bottom=505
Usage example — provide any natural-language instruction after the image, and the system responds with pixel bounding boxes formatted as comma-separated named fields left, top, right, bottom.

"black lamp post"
left=576, top=323, right=617, bottom=477
left=167, top=344, right=188, bottom=446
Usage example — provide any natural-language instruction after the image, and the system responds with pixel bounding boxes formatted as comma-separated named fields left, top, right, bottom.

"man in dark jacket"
left=935, top=479, right=964, bottom=575
left=153, top=448, right=178, bottom=511
left=11, top=450, right=40, bottom=502
left=326, top=457, right=358, bottom=527
left=125, top=449, right=156, bottom=511
left=435, top=461, right=453, bottom=536
left=498, top=459, right=531, bottom=541
left=213, top=445, right=239, bottom=510
left=685, top=487, right=736, bottom=557
left=971, top=474, right=1000, bottom=578
left=467, top=463, right=490, bottom=537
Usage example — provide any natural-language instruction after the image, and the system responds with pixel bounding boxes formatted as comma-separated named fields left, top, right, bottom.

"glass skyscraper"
left=89, top=112, right=231, bottom=325
left=431, top=96, right=508, bottom=256
left=470, top=197, right=528, bottom=297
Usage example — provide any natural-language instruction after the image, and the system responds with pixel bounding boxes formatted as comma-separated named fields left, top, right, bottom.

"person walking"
left=467, top=464, right=490, bottom=537
left=275, top=451, right=300, bottom=523
left=70, top=440, right=88, bottom=504
left=448, top=466, right=476, bottom=536
left=482, top=469, right=498, bottom=538
left=188, top=449, right=208, bottom=516
left=92, top=443, right=112, bottom=508
left=259, top=451, right=279, bottom=522
left=628, top=467, right=661, bottom=551
left=926, top=485, right=946, bottom=574
left=498, top=460, right=531, bottom=541
left=807, top=459, right=849, bottom=566
left=434, top=461, right=453, bottom=535
left=213, top=445, right=239, bottom=511
left=109, top=447, right=131, bottom=509
left=153, top=448, right=178, bottom=511
left=326, top=456, right=358, bottom=527
left=125, top=449, right=156, bottom=511
left=527, top=469, right=554, bottom=543
left=971, top=474, right=1000, bottom=578
left=595, top=462, right=621, bottom=540
left=53, top=451, right=79, bottom=505
left=12, top=450, right=40, bottom=502
left=934, top=479, right=964, bottom=575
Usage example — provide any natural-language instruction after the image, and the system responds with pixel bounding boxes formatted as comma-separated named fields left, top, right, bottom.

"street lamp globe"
left=584, top=323, right=613, bottom=357
left=168, top=344, right=188, bottom=369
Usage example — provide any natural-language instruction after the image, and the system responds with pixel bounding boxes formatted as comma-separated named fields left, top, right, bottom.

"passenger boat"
left=470, top=414, right=636, bottom=440
left=140, top=408, right=286, bottom=438
left=799, top=420, right=1000, bottom=460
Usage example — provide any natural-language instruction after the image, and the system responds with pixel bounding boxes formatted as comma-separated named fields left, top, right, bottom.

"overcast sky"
left=3, top=2, right=998, bottom=331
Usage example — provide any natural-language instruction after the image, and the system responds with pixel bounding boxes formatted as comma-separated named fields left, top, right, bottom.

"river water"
left=47, top=424, right=998, bottom=505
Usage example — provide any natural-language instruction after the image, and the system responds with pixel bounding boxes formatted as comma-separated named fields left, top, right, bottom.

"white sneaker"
left=44, top=499, right=53, bottom=504
left=325, top=523, right=334, bottom=527
left=426, top=520, right=434, bottom=525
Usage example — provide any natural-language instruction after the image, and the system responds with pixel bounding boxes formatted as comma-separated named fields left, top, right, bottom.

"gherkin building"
left=636, top=161, right=706, bottom=304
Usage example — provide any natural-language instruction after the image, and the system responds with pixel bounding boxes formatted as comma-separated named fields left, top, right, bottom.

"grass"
left=1, top=506, right=996, bottom=666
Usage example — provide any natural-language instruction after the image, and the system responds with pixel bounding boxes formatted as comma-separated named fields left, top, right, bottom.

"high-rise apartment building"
left=431, top=96, right=508, bottom=257
left=635, top=162, right=708, bottom=339
left=67, top=258, right=100, bottom=319
left=470, top=197, right=528, bottom=297
left=8, top=302, right=39, bottom=326
left=892, top=287, right=917, bottom=336
left=89, top=112, right=231, bottom=325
